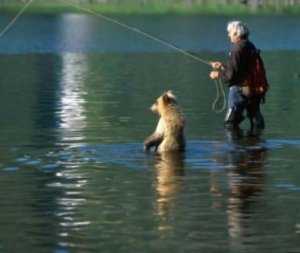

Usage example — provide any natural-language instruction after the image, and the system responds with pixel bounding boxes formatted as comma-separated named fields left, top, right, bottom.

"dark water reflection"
left=1, top=14, right=300, bottom=53
left=211, top=132, right=267, bottom=248
left=0, top=14, right=300, bottom=253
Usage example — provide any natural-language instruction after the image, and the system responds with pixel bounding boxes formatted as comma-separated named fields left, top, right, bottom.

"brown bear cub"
left=144, top=91, right=185, bottom=153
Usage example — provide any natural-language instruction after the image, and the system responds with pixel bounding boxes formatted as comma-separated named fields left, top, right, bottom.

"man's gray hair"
left=227, top=21, right=250, bottom=39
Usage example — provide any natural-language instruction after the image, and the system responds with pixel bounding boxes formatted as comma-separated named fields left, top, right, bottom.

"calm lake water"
left=0, top=14, right=300, bottom=253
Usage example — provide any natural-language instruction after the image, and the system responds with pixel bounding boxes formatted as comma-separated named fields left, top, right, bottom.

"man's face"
left=228, top=29, right=240, bottom=44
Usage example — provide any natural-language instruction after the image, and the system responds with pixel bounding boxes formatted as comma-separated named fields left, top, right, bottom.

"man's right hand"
left=210, top=61, right=223, bottom=70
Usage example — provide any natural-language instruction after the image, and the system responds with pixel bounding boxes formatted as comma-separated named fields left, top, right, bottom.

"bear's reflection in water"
left=152, top=129, right=267, bottom=240
left=153, top=151, right=185, bottom=235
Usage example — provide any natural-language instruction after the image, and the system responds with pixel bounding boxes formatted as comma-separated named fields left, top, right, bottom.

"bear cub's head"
left=150, top=90, right=177, bottom=116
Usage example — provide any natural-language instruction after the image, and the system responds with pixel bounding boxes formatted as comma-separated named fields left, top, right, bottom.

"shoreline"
left=1, top=3, right=300, bottom=16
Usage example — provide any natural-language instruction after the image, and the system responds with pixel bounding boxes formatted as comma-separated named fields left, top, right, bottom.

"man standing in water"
left=209, top=21, right=267, bottom=131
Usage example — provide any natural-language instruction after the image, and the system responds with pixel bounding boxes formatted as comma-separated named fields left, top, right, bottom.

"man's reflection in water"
left=153, top=152, right=185, bottom=236
left=211, top=128, right=267, bottom=246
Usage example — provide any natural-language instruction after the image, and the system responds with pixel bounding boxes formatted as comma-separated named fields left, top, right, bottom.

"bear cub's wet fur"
left=144, top=91, right=185, bottom=153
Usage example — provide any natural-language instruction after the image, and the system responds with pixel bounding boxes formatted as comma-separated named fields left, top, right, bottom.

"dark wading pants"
left=225, top=86, right=265, bottom=130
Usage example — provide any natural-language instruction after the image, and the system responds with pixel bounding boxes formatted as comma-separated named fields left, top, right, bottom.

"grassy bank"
left=1, top=2, right=300, bottom=15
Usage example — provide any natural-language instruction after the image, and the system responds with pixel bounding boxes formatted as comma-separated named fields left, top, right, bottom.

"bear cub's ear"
left=166, top=90, right=176, bottom=99
left=162, top=90, right=176, bottom=104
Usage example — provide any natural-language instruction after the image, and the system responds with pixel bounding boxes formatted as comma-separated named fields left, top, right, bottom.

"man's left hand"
left=209, top=71, right=221, bottom=80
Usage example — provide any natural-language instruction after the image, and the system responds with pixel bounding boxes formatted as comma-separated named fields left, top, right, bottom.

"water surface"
left=0, top=14, right=300, bottom=253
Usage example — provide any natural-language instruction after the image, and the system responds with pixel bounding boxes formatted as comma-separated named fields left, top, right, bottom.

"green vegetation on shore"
left=1, top=2, right=300, bottom=15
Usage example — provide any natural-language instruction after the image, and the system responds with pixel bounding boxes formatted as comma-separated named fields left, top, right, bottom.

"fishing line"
left=212, top=79, right=226, bottom=113
left=69, top=2, right=227, bottom=113
left=70, top=3, right=212, bottom=66
left=0, top=0, right=226, bottom=112
left=70, top=2, right=227, bottom=113
left=0, top=0, right=34, bottom=39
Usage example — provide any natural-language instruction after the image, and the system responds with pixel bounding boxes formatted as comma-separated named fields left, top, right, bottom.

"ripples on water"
left=1, top=137, right=300, bottom=252
left=0, top=14, right=300, bottom=253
